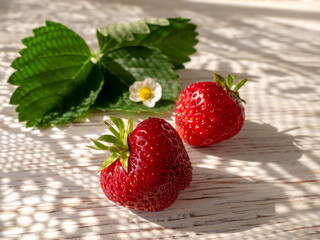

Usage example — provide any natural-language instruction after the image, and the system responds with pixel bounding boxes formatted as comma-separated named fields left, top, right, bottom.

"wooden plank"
left=1, top=0, right=320, bottom=239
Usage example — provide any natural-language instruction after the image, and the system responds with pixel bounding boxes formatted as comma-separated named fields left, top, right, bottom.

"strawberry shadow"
left=194, top=120, right=303, bottom=164
left=133, top=121, right=313, bottom=234
left=133, top=166, right=283, bottom=233
left=192, top=120, right=319, bottom=198
left=191, top=121, right=320, bottom=207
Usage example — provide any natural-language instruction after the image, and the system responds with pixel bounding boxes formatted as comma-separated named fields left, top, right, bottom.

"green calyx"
left=213, top=73, right=247, bottom=103
left=87, top=117, right=133, bottom=173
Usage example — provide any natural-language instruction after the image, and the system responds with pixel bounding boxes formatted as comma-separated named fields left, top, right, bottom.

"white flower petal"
left=129, top=81, right=143, bottom=92
left=143, top=99, right=157, bottom=108
left=153, top=83, right=162, bottom=101
left=129, top=93, right=142, bottom=102
left=143, top=77, right=156, bottom=89
left=129, top=81, right=144, bottom=102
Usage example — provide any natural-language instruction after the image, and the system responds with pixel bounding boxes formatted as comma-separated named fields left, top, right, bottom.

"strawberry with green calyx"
left=89, top=116, right=133, bottom=172
left=88, top=117, right=192, bottom=212
left=175, top=73, right=247, bottom=147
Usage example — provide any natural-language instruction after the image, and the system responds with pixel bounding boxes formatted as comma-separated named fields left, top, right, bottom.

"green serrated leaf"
left=98, top=152, right=120, bottom=173
left=234, top=79, right=248, bottom=91
left=93, top=46, right=178, bottom=112
left=98, top=91, right=175, bottom=113
left=120, top=151, right=130, bottom=172
left=8, top=21, right=104, bottom=128
left=90, top=138, right=110, bottom=151
left=227, top=75, right=234, bottom=89
left=96, top=18, right=198, bottom=69
left=101, top=46, right=179, bottom=98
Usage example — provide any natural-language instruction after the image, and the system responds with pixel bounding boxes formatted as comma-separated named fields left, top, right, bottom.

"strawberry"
left=175, top=73, right=247, bottom=146
left=89, top=117, right=192, bottom=211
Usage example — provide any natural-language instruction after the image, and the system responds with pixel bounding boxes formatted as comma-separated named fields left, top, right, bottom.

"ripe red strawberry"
left=89, top=117, right=192, bottom=211
left=175, top=73, right=247, bottom=146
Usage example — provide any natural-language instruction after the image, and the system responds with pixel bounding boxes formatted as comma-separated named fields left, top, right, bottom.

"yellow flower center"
left=139, top=87, right=153, bottom=101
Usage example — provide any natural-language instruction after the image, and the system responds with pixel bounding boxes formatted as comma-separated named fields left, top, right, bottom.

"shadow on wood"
left=195, top=120, right=303, bottom=163
left=133, top=166, right=284, bottom=233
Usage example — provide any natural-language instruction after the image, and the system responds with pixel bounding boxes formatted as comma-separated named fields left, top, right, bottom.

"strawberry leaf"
left=8, top=21, right=104, bottom=128
left=8, top=19, right=199, bottom=129
left=99, top=92, right=175, bottom=113
left=93, top=46, right=178, bottom=113
left=96, top=18, right=198, bottom=69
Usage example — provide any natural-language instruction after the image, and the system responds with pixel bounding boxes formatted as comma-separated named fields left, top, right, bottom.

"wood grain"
left=1, top=0, right=320, bottom=239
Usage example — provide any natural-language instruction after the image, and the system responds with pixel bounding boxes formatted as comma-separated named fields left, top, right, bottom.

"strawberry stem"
left=88, top=117, right=133, bottom=173
left=213, top=73, right=247, bottom=103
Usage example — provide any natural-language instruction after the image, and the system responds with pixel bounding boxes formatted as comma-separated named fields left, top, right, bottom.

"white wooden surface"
left=1, top=0, right=320, bottom=239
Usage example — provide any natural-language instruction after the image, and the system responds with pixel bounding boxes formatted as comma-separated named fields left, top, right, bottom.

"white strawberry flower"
left=129, top=78, right=162, bottom=108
